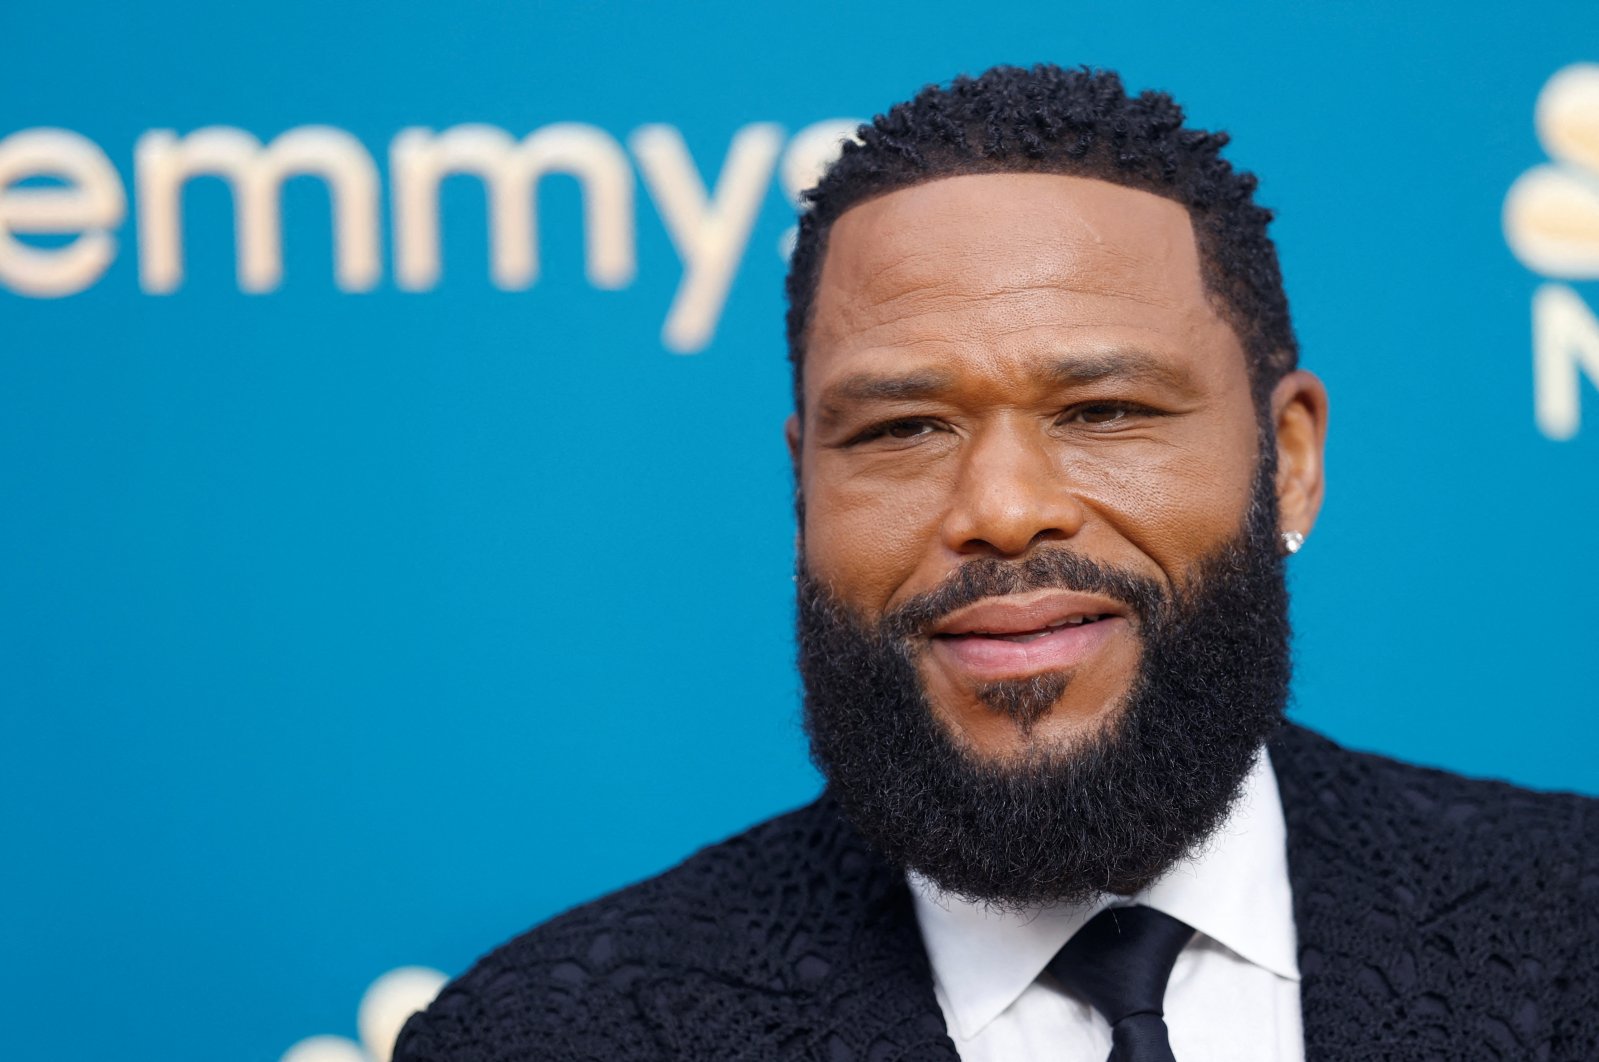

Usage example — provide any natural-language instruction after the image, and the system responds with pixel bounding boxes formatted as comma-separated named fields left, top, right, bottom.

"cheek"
left=801, top=469, right=946, bottom=609
left=1072, top=433, right=1259, bottom=578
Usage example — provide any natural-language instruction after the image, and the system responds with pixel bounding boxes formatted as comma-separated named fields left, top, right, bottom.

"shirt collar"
left=907, top=746, right=1300, bottom=1041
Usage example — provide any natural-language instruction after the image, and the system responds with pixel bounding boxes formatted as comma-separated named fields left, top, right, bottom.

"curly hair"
left=784, top=64, right=1297, bottom=414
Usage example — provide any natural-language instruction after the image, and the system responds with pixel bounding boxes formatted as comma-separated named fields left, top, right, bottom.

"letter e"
left=0, top=129, right=126, bottom=297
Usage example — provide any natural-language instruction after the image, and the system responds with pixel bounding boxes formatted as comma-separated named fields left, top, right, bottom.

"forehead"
left=806, top=173, right=1240, bottom=401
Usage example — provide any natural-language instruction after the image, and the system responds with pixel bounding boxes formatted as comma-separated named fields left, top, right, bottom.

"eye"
left=885, top=419, right=937, bottom=439
left=1076, top=404, right=1129, bottom=425
left=845, top=417, right=945, bottom=446
left=1059, top=402, right=1159, bottom=429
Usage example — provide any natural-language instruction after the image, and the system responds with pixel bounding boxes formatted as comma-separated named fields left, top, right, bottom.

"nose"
left=939, top=420, right=1087, bottom=557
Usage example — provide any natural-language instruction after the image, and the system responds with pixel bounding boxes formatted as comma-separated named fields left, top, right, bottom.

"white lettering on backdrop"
left=0, top=129, right=126, bottom=296
left=0, top=118, right=861, bottom=353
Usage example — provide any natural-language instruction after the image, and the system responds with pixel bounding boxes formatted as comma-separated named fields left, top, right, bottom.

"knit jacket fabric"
left=394, top=725, right=1599, bottom=1061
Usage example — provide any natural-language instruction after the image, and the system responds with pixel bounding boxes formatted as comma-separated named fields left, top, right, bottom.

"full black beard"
left=797, top=468, right=1291, bottom=908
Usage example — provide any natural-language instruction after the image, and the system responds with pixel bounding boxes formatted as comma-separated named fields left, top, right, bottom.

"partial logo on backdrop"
left=0, top=119, right=860, bottom=352
left=1505, top=62, right=1599, bottom=440
left=279, top=966, right=447, bottom=1062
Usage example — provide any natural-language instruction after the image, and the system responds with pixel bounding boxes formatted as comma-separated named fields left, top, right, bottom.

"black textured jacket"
left=395, top=725, right=1599, bottom=1060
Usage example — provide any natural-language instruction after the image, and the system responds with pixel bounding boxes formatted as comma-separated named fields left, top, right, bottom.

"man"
left=395, top=65, right=1598, bottom=1061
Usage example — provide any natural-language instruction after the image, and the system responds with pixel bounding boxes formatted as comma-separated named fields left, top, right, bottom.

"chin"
left=939, top=686, right=1128, bottom=761
left=923, top=656, right=1132, bottom=756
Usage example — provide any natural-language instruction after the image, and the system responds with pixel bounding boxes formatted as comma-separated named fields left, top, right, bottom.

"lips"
left=928, top=588, right=1127, bottom=681
left=941, top=611, right=1113, bottom=641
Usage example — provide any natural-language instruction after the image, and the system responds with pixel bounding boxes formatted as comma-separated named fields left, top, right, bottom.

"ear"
left=785, top=413, right=806, bottom=553
left=1270, top=370, right=1329, bottom=540
left=784, top=413, right=802, bottom=477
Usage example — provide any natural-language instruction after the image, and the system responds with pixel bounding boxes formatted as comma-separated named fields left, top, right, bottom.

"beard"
left=797, top=463, right=1291, bottom=908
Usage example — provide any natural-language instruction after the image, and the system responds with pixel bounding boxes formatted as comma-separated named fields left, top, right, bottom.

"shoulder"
left=392, top=796, right=875, bottom=1062
left=1270, top=722, right=1598, bottom=869
left=1271, top=722, right=1598, bottom=915
left=1270, top=723, right=1599, bottom=1050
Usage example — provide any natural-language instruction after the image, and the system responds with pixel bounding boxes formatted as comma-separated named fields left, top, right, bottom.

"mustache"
left=877, top=549, right=1166, bottom=642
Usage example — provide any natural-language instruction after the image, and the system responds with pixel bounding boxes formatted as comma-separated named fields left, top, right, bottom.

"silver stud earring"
left=1281, top=530, right=1305, bottom=555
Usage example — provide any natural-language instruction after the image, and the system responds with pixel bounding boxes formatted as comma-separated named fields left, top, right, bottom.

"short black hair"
left=784, top=64, right=1297, bottom=414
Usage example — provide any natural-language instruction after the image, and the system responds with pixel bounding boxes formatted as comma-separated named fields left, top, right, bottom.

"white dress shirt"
left=909, top=749, right=1303, bottom=1061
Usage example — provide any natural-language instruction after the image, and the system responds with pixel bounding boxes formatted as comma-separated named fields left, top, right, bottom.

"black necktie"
left=1045, top=905, right=1195, bottom=1062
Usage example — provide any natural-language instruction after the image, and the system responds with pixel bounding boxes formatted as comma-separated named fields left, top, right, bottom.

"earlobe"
left=1270, top=370, right=1329, bottom=542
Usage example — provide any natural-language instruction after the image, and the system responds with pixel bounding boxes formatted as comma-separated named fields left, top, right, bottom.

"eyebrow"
left=821, top=368, right=955, bottom=405
left=814, top=349, right=1199, bottom=424
left=1042, top=350, right=1198, bottom=392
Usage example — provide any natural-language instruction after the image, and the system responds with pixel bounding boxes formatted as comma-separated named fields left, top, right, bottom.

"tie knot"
left=1046, top=905, right=1195, bottom=1026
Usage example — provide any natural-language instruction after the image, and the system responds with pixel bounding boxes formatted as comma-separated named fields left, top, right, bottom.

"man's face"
left=791, top=173, right=1275, bottom=759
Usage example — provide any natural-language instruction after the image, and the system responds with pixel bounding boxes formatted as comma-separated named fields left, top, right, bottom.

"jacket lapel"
left=1270, top=724, right=1441, bottom=1062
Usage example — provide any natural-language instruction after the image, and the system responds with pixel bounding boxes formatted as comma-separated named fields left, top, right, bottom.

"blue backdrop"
left=4, top=3, right=1597, bottom=1061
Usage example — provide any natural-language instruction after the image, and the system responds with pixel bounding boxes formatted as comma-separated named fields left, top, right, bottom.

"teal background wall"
left=3, top=2, right=1597, bottom=1060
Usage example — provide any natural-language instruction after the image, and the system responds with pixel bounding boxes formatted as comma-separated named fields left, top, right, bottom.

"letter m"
left=390, top=123, right=634, bottom=292
left=135, top=126, right=381, bottom=293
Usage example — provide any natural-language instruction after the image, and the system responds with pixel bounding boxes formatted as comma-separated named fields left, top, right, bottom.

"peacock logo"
left=1503, top=63, right=1599, bottom=440
left=280, top=966, right=448, bottom=1062
left=1505, top=64, right=1599, bottom=276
